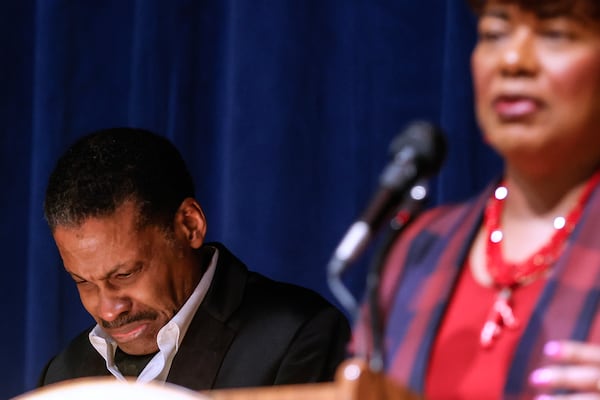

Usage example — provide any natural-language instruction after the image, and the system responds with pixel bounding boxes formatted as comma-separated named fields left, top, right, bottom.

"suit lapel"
left=166, top=307, right=236, bottom=390
left=166, top=243, right=248, bottom=390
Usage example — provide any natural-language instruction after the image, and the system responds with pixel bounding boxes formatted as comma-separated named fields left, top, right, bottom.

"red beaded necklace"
left=479, top=172, right=600, bottom=348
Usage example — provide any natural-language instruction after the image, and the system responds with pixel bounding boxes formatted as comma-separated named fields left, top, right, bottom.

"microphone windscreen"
left=388, top=121, right=447, bottom=178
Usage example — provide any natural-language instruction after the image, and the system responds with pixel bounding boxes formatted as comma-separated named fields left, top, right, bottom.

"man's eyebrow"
left=67, top=263, right=131, bottom=282
left=68, top=271, right=86, bottom=281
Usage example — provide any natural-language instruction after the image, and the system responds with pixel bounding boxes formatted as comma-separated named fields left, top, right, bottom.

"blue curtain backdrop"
left=1, top=1, right=502, bottom=398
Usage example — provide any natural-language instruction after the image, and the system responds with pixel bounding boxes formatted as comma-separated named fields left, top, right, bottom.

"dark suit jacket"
left=39, top=243, right=350, bottom=390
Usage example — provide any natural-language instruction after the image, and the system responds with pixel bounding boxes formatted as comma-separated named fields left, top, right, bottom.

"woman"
left=352, top=0, right=600, bottom=398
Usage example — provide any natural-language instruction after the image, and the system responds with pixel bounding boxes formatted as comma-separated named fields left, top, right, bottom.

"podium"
left=206, top=359, right=420, bottom=400
left=14, top=358, right=421, bottom=400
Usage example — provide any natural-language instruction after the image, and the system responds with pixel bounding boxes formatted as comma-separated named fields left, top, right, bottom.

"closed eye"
left=477, top=14, right=509, bottom=43
left=69, top=272, right=89, bottom=285
left=112, top=263, right=143, bottom=281
left=540, top=29, right=575, bottom=41
left=478, top=29, right=506, bottom=42
left=74, top=279, right=95, bottom=291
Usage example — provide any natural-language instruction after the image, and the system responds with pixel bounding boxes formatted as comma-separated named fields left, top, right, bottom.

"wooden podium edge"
left=205, top=358, right=422, bottom=400
left=13, top=358, right=422, bottom=400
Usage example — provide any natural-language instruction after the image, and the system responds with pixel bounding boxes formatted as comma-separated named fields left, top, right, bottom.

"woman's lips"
left=493, top=95, right=542, bottom=120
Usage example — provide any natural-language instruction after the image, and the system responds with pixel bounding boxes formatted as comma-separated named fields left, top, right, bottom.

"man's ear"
left=175, top=198, right=207, bottom=249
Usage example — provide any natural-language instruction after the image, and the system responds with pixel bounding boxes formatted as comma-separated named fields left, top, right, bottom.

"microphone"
left=327, top=121, right=447, bottom=312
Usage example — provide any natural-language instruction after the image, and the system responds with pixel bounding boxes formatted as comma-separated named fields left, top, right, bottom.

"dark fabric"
left=352, top=183, right=600, bottom=399
left=114, top=348, right=157, bottom=377
left=39, top=243, right=350, bottom=390
left=2, top=1, right=503, bottom=397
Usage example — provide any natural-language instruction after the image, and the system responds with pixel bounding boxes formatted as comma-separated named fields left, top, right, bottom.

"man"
left=39, top=127, right=350, bottom=390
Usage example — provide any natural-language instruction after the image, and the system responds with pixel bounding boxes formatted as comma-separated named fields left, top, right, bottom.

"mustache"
left=100, top=310, right=158, bottom=329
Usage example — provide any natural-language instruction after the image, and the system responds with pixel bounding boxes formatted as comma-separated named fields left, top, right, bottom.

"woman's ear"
left=175, top=198, right=207, bottom=249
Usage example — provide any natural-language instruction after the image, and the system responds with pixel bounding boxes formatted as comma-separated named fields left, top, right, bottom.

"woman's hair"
left=467, top=0, right=600, bottom=19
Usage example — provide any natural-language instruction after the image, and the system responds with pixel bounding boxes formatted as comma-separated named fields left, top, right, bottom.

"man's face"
left=53, top=201, right=204, bottom=355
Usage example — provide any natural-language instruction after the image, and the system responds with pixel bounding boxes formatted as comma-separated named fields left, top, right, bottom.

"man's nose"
left=97, top=289, right=131, bottom=323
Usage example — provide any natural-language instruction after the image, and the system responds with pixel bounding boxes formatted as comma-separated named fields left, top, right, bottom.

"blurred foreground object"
left=16, top=358, right=420, bottom=400
left=13, top=378, right=205, bottom=400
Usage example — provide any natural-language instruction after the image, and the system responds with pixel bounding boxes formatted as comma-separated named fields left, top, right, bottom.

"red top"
left=425, top=262, right=546, bottom=400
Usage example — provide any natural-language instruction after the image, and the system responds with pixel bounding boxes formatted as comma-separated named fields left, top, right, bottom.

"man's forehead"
left=58, top=202, right=141, bottom=231
left=55, top=225, right=144, bottom=278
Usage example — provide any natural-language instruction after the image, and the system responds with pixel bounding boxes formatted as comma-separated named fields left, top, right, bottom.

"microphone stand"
left=366, top=182, right=430, bottom=372
left=328, top=181, right=431, bottom=372
left=327, top=121, right=446, bottom=327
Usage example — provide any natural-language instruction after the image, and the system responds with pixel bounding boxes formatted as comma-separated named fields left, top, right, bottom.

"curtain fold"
left=1, top=1, right=501, bottom=397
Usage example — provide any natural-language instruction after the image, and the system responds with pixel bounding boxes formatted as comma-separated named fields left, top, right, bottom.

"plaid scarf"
left=352, top=181, right=600, bottom=399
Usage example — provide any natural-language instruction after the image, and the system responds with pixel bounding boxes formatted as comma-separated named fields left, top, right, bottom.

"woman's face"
left=472, top=1, right=600, bottom=176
